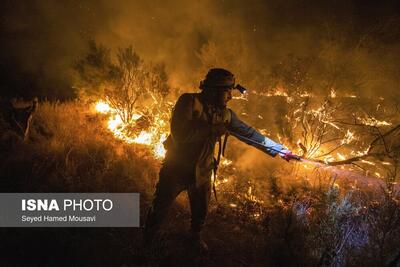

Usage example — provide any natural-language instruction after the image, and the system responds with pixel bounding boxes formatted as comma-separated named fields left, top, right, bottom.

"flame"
left=324, top=155, right=335, bottom=164
left=108, top=114, right=123, bottom=131
left=95, top=100, right=168, bottom=159
left=328, top=122, right=340, bottom=130
left=357, top=116, right=392, bottom=127
left=221, top=158, right=233, bottom=167
left=361, top=159, right=376, bottom=166
left=345, top=94, right=357, bottom=98
left=243, top=185, right=264, bottom=204
left=154, top=134, right=167, bottom=158
left=330, top=88, right=337, bottom=98
left=300, top=91, right=312, bottom=97
left=267, top=90, right=288, bottom=97
left=133, top=131, right=153, bottom=145
left=341, top=129, right=356, bottom=145
left=95, top=101, right=111, bottom=113
left=337, top=152, right=346, bottom=160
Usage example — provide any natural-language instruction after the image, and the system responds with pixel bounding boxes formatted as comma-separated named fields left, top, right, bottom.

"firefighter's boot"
left=190, top=231, right=208, bottom=251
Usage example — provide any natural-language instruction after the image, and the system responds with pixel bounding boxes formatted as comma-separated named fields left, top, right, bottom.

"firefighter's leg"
left=187, top=180, right=211, bottom=234
left=143, top=165, right=185, bottom=245
left=187, top=180, right=211, bottom=250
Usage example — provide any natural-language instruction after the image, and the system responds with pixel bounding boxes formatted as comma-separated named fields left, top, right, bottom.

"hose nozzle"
left=282, top=151, right=301, bottom=161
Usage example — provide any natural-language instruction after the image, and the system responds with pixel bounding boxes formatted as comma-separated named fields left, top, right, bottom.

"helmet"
left=200, top=68, right=235, bottom=90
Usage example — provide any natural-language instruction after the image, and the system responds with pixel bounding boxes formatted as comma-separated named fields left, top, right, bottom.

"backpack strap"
left=192, top=94, right=204, bottom=120
left=193, top=94, right=232, bottom=203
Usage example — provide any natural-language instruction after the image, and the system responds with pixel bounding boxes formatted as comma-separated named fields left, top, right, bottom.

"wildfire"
left=361, top=159, right=376, bottom=166
left=345, top=94, right=357, bottom=98
left=95, top=101, right=111, bottom=113
left=300, top=91, right=312, bottom=98
left=221, top=158, right=233, bottom=167
left=357, top=116, right=392, bottom=127
left=264, top=89, right=288, bottom=97
left=245, top=186, right=264, bottom=204
left=341, top=129, right=356, bottom=145
left=94, top=100, right=168, bottom=158
left=330, top=88, right=337, bottom=98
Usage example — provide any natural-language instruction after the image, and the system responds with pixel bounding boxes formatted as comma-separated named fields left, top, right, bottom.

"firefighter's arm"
left=170, top=93, right=211, bottom=143
left=227, top=110, right=287, bottom=157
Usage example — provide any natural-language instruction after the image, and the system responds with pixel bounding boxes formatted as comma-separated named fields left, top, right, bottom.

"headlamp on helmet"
left=200, top=68, right=248, bottom=94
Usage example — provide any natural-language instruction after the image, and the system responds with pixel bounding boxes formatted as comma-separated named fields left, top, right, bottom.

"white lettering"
left=64, top=199, right=72, bottom=210
left=63, top=199, right=113, bottom=211
left=103, top=199, right=113, bottom=211
left=48, top=200, right=60, bottom=211
left=21, top=199, right=60, bottom=211
left=83, top=199, right=93, bottom=211
left=73, top=199, right=82, bottom=211
left=37, top=199, right=48, bottom=211
left=27, top=199, right=36, bottom=211
left=22, top=199, right=26, bottom=211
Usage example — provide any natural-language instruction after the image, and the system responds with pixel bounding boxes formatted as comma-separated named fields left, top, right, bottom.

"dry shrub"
left=1, top=100, right=399, bottom=266
left=0, top=101, right=160, bottom=202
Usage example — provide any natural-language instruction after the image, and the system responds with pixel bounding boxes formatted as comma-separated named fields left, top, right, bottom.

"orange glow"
left=95, top=100, right=168, bottom=159
left=95, top=101, right=111, bottom=113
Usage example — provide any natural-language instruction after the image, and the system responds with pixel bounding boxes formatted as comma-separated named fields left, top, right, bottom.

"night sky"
left=1, top=0, right=400, bottom=99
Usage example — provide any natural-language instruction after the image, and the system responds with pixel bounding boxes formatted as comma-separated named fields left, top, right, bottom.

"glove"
left=280, top=149, right=300, bottom=162
left=211, top=123, right=227, bottom=137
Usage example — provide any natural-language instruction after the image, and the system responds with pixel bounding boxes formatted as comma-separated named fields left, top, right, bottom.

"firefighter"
left=143, top=68, right=294, bottom=250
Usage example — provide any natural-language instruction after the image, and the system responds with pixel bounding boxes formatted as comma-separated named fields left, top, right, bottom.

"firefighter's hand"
left=211, top=123, right=227, bottom=137
left=280, top=149, right=298, bottom=162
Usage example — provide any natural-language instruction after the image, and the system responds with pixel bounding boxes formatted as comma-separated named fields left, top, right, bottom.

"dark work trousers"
left=144, top=161, right=211, bottom=241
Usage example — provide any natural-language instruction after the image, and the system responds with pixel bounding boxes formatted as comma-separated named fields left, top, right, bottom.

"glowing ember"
left=330, top=88, right=337, bottom=98
left=357, top=116, right=392, bottom=127
left=214, top=176, right=230, bottom=186
left=244, top=186, right=264, bottom=204
left=300, top=91, right=312, bottom=97
left=269, top=90, right=288, bottom=97
left=341, top=129, right=356, bottom=145
left=324, top=155, right=335, bottom=164
left=328, top=122, right=340, bottom=130
left=345, top=94, right=357, bottom=98
left=337, top=152, right=346, bottom=160
left=221, top=158, right=233, bottom=167
left=361, top=159, right=375, bottom=166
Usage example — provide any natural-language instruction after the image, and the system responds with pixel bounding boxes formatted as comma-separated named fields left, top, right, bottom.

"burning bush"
left=74, top=40, right=169, bottom=115
left=73, top=40, right=172, bottom=158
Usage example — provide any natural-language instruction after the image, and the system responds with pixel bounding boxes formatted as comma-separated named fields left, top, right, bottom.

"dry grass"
left=0, top=101, right=399, bottom=266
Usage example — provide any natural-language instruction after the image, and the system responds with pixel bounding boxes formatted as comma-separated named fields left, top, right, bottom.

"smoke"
left=1, top=0, right=400, bottom=99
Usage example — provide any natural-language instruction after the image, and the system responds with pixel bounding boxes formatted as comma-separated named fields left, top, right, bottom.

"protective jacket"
left=163, top=93, right=285, bottom=186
